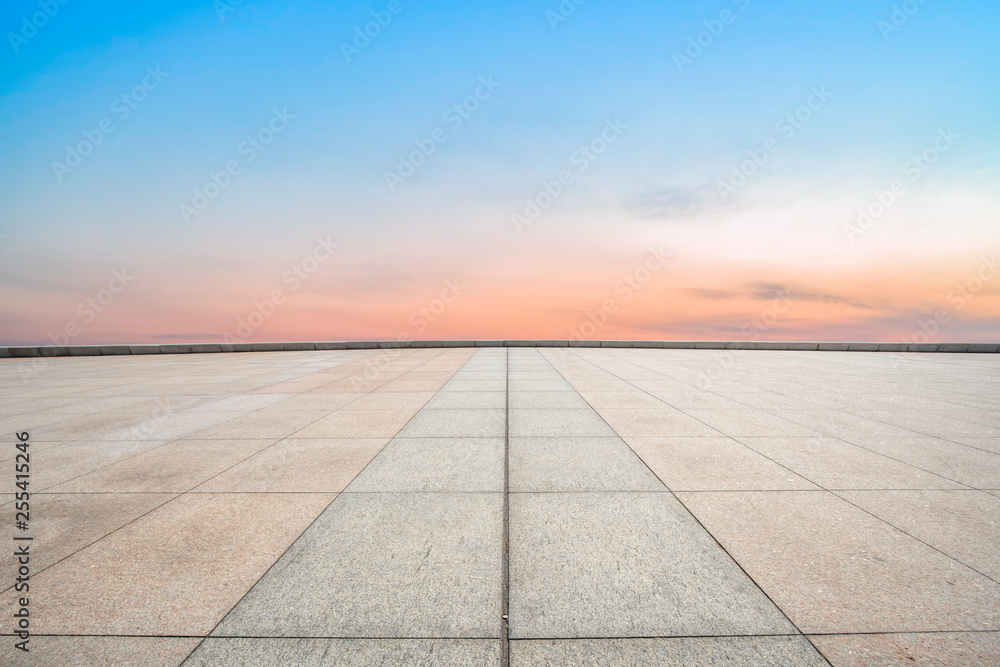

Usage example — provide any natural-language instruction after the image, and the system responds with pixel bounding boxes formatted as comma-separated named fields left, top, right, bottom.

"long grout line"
left=500, top=346, right=511, bottom=667
left=14, top=627, right=1000, bottom=640
left=15, top=487, right=995, bottom=498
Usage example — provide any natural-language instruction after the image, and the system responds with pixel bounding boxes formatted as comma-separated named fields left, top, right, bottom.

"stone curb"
left=1, top=341, right=997, bottom=359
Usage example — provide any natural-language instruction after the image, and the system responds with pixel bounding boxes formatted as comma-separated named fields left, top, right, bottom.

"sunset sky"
left=2, top=0, right=998, bottom=344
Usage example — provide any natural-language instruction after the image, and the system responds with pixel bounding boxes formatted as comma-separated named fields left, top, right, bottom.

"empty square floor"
left=2, top=347, right=999, bottom=666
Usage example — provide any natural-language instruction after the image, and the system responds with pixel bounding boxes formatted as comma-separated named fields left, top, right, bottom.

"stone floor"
left=1, top=347, right=999, bottom=666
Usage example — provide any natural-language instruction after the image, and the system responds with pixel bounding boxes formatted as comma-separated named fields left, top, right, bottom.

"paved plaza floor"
left=1, top=347, right=999, bottom=665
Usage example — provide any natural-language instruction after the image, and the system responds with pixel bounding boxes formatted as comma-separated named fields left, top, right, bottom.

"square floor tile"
left=397, top=409, right=505, bottom=438
left=845, top=437, right=1000, bottom=489
left=186, top=638, right=500, bottom=666
left=31, top=439, right=173, bottom=489
left=509, top=409, right=615, bottom=437
left=346, top=437, right=503, bottom=492
left=0, top=493, right=334, bottom=635
left=594, top=407, right=719, bottom=437
left=510, top=437, right=662, bottom=492
left=195, top=438, right=390, bottom=493
left=682, top=409, right=822, bottom=437
left=810, top=632, right=1000, bottom=667
left=213, top=492, right=502, bottom=638
left=20, top=637, right=201, bottom=667
left=510, top=636, right=828, bottom=666
left=628, top=437, right=818, bottom=491
left=509, top=492, right=795, bottom=638
left=678, top=490, right=1000, bottom=633
left=48, top=438, right=278, bottom=493
left=837, top=489, right=1000, bottom=580
left=0, top=492, right=174, bottom=575
left=293, top=409, right=419, bottom=438
left=423, top=391, right=506, bottom=409
left=735, top=437, right=963, bottom=490
left=188, top=410, right=330, bottom=439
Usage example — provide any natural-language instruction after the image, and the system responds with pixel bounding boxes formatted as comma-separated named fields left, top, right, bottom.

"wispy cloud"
left=747, top=282, right=877, bottom=310
left=686, top=288, right=738, bottom=299
left=622, top=184, right=727, bottom=222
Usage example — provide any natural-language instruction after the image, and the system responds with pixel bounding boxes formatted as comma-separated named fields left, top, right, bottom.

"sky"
left=1, top=0, right=998, bottom=345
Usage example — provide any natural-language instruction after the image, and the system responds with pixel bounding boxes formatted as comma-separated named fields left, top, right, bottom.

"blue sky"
left=2, top=0, right=998, bottom=344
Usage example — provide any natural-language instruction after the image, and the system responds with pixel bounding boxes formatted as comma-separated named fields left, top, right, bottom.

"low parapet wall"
left=1, top=340, right=998, bottom=358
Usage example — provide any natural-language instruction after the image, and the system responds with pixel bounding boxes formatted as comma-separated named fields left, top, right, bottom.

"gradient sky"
left=2, top=0, right=998, bottom=345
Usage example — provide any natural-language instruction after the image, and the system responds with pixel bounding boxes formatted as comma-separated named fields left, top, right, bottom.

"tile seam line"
left=577, top=349, right=1000, bottom=591
left=501, top=347, right=511, bottom=667
left=15, top=628, right=1000, bottom=639
left=16, top=487, right=988, bottom=497
left=178, top=348, right=470, bottom=665
left=509, top=628, right=1000, bottom=639
left=544, top=348, right=835, bottom=667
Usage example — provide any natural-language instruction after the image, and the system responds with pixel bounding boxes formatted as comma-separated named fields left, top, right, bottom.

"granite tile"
left=0, top=493, right=334, bottom=635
